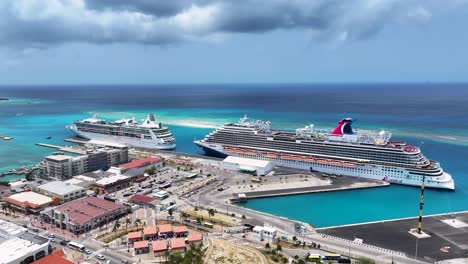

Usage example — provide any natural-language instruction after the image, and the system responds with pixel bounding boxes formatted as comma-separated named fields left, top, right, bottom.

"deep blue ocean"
left=1, top=84, right=467, bottom=227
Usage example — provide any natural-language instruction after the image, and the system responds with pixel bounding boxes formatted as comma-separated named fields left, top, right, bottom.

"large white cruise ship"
left=195, top=116, right=455, bottom=190
left=68, top=114, right=176, bottom=150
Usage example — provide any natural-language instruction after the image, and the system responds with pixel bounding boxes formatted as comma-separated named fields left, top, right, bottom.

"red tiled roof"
left=120, top=157, right=161, bottom=169
left=187, top=232, right=202, bottom=242
left=158, top=224, right=172, bottom=233
left=134, top=240, right=149, bottom=249
left=152, top=240, right=168, bottom=252
left=129, top=194, right=155, bottom=204
left=128, top=231, right=142, bottom=240
left=173, top=225, right=189, bottom=233
left=170, top=238, right=186, bottom=249
left=32, top=249, right=73, bottom=264
left=53, top=197, right=124, bottom=225
left=143, top=226, right=158, bottom=236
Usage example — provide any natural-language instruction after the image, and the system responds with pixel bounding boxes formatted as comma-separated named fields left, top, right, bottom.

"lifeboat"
left=344, top=162, right=357, bottom=167
left=235, top=149, right=245, bottom=154
left=329, top=160, right=342, bottom=166
left=225, top=147, right=234, bottom=152
left=304, top=157, right=315, bottom=162
left=292, top=155, right=303, bottom=161
left=245, top=150, right=256, bottom=155
left=267, top=153, right=278, bottom=158
left=317, top=159, right=328, bottom=164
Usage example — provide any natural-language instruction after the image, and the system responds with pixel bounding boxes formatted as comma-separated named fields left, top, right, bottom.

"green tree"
left=180, top=211, right=189, bottom=219
left=168, top=209, right=174, bottom=217
left=145, top=166, right=156, bottom=175
left=125, top=218, right=131, bottom=230
left=134, top=218, right=142, bottom=229
left=265, top=243, right=271, bottom=251
left=113, top=220, right=121, bottom=233
left=1, top=203, right=7, bottom=214
left=208, top=208, right=215, bottom=220
left=356, top=257, right=376, bottom=264
left=276, top=244, right=282, bottom=252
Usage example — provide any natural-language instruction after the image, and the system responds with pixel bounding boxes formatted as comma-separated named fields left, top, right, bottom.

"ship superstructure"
left=195, top=116, right=455, bottom=190
left=68, top=114, right=176, bottom=150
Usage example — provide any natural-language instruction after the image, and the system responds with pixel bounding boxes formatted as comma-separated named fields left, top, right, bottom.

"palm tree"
left=265, top=243, right=271, bottom=251
left=180, top=211, right=188, bottom=220
left=113, top=220, right=121, bottom=233
left=207, top=208, right=215, bottom=220
left=125, top=218, right=131, bottom=230
left=134, top=218, right=142, bottom=229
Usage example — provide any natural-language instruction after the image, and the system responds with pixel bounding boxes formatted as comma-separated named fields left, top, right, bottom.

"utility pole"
left=418, top=174, right=426, bottom=234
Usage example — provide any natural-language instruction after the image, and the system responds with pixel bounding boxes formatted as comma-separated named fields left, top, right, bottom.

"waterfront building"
left=127, top=231, right=143, bottom=245
left=186, top=232, right=203, bottom=246
left=40, top=197, right=127, bottom=234
left=151, top=190, right=169, bottom=200
left=152, top=240, right=168, bottom=256
left=143, top=226, right=158, bottom=241
left=133, top=240, right=150, bottom=255
left=0, top=184, right=11, bottom=200
left=40, top=147, right=129, bottom=180
left=4, top=192, right=53, bottom=214
left=173, top=225, right=189, bottom=238
left=252, top=226, right=278, bottom=244
left=129, top=194, right=156, bottom=208
left=169, top=238, right=186, bottom=253
left=222, top=156, right=273, bottom=175
left=94, top=174, right=131, bottom=193
left=0, top=219, right=51, bottom=264
left=32, top=249, right=73, bottom=264
left=119, top=157, right=163, bottom=178
left=158, top=224, right=173, bottom=239
left=34, top=181, right=86, bottom=203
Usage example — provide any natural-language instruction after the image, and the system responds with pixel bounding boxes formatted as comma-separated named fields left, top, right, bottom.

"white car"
left=96, top=254, right=105, bottom=260
left=85, top=249, right=92, bottom=254
left=47, top=234, right=55, bottom=238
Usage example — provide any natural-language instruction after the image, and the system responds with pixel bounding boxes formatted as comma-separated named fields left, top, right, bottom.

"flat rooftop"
left=95, top=174, right=129, bottom=186
left=37, top=181, right=84, bottom=195
left=223, top=156, right=271, bottom=168
left=318, top=211, right=468, bottom=262
left=5, top=192, right=53, bottom=208
left=45, top=154, right=71, bottom=161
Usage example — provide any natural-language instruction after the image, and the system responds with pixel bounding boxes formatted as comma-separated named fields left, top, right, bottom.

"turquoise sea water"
left=0, top=84, right=467, bottom=227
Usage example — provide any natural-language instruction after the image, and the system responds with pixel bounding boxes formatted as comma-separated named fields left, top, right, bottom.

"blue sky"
left=0, top=0, right=467, bottom=84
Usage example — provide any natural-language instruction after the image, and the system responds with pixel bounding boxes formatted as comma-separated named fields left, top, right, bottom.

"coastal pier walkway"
left=35, top=143, right=86, bottom=155
left=316, top=211, right=468, bottom=262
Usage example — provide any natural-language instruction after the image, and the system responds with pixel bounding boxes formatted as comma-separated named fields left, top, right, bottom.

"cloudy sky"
left=0, top=0, right=467, bottom=84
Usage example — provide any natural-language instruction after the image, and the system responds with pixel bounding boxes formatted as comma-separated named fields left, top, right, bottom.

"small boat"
left=52, top=151, right=65, bottom=155
left=45, top=136, right=52, bottom=139
left=2, top=137, right=13, bottom=140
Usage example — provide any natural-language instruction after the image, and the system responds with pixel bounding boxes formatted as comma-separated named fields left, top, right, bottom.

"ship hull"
left=195, top=141, right=455, bottom=190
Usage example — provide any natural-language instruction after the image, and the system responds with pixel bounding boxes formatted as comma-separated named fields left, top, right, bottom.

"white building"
left=222, top=156, right=274, bottom=175
left=40, top=146, right=128, bottom=180
left=0, top=219, right=51, bottom=264
left=152, top=190, right=169, bottom=200
left=94, top=174, right=132, bottom=193
left=35, top=181, right=86, bottom=203
left=252, top=226, right=278, bottom=244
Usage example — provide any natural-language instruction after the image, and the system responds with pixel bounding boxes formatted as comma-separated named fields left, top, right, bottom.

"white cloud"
left=0, top=0, right=464, bottom=50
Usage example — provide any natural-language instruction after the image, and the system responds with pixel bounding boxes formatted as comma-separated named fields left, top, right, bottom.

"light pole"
left=417, top=174, right=426, bottom=234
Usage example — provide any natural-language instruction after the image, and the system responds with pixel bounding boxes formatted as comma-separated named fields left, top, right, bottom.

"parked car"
left=96, top=254, right=105, bottom=260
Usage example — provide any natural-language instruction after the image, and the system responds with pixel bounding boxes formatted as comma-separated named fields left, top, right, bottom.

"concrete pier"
left=35, top=143, right=86, bottom=154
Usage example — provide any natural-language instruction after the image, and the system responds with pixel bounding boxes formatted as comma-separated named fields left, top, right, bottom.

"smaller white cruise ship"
left=68, top=114, right=176, bottom=150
